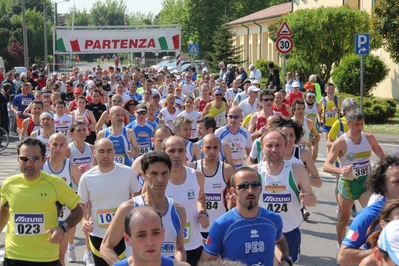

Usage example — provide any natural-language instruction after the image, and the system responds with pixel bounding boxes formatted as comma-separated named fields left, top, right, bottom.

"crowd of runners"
left=0, top=62, right=398, bottom=266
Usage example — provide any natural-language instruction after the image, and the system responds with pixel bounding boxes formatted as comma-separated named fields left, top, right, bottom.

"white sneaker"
left=83, top=251, right=95, bottom=266
left=66, top=245, right=76, bottom=263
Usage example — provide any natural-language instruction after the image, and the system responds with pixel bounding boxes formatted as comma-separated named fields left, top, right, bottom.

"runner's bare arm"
left=294, top=163, right=317, bottom=207
left=301, top=149, right=322, bottom=188
left=323, top=138, right=345, bottom=175
left=174, top=201, right=187, bottom=262
left=365, top=133, right=385, bottom=160
left=100, top=200, right=134, bottom=265
left=95, top=112, right=107, bottom=133
left=222, top=142, right=235, bottom=170
left=338, top=245, right=372, bottom=265
left=0, top=203, right=10, bottom=233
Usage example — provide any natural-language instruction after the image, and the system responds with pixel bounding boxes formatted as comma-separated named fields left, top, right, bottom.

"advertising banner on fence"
left=55, top=28, right=180, bottom=54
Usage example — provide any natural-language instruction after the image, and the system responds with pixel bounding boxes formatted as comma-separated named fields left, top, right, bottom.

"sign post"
left=276, top=22, right=293, bottom=90
left=355, top=33, right=370, bottom=112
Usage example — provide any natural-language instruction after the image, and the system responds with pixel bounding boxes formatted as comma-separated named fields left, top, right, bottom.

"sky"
left=57, top=0, right=163, bottom=15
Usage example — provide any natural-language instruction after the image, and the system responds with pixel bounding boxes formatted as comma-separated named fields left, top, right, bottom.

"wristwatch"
left=280, top=255, right=293, bottom=266
left=199, top=210, right=209, bottom=217
left=60, top=221, right=69, bottom=233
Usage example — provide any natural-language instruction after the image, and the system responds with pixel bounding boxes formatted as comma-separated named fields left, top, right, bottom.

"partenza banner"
left=55, top=28, right=180, bottom=54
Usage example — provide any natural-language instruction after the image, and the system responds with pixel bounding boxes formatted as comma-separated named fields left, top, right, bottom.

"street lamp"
left=22, top=0, right=29, bottom=67
left=53, top=0, right=70, bottom=71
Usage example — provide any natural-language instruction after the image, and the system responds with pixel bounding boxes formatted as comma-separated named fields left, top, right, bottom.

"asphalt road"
left=0, top=138, right=397, bottom=265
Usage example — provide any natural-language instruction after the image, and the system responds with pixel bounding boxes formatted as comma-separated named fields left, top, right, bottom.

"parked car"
left=151, top=60, right=173, bottom=72
left=13, top=67, right=26, bottom=73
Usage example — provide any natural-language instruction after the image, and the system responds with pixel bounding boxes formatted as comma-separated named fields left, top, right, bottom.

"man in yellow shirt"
left=0, top=138, right=83, bottom=265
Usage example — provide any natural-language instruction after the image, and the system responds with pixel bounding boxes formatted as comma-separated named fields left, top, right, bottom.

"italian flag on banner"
left=56, top=38, right=81, bottom=52
left=158, top=34, right=180, bottom=50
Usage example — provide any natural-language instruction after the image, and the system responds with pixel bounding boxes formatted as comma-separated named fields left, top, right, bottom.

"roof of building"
left=227, top=2, right=292, bottom=25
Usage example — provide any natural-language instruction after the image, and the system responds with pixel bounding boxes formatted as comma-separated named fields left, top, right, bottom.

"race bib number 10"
left=14, top=213, right=44, bottom=235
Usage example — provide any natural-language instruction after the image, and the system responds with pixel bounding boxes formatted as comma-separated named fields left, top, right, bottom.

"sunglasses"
left=128, top=103, right=136, bottom=106
left=186, top=76, right=192, bottom=78
left=112, top=99, right=122, bottom=103
left=137, top=111, right=147, bottom=115
left=228, top=115, right=240, bottom=120
left=19, top=156, right=43, bottom=162
left=214, top=94, right=222, bottom=96
left=236, top=181, right=262, bottom=191
left=307, top=96, right=315, bottom=99
left=262, top=98, right=274, bottom=102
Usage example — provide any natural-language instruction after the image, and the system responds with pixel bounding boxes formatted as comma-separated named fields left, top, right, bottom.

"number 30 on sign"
left=276, top=36, right=293, bottom=54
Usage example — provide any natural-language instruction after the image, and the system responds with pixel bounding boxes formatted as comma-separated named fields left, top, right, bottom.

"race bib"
left=215, top=115, right=223, bottom=127
left=297, top=144, right=306, bottom=149
left=138, top=143, right=150, bottom=155
left=97, top=209, right=117, bottom=228
left=326, top=110, right=337, bottom=118
left=191, top=129, right=196, bottom=139
left=183, top=222, right=191, bottom=244
left=262, top=194, right=291, bottom=213
left=21, top=98, right=32, bottom=106
left=352, top=160, right=370, bottom=177
left=58, top=206, right=71, bottom=222
left=114, top=154, right=125, bottom=165
left=14, top=213, right=44, bottom=235
left=166, top=120, right=173, bottom=129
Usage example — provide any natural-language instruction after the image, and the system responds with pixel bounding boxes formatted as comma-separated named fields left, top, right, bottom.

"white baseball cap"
left=248, top=85, right=261, bottom=93
left=292, top=81, right=300, bottom=88
left=378, top=219, right=399, bottom=264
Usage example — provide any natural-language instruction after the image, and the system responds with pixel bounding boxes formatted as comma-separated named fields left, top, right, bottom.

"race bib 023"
left=14, top=213, right=45, bottom=235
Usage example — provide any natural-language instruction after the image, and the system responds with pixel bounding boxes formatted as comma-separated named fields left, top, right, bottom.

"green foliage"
left=128, top=12, right=156, bottom=25
left=336, top=92, right=397, bottom=124
left=65, top=9, right=90, bottom=26
left=269, top=6, right=370, bottom=82
left=89, top=0, right=127, bottom=26
left=254, top=59, right=281, bottom=78
left=332, top=54, right=389, bottom=96
left=209, top=18, right=244, bottom=71
left=371, top=0, right=399, bottom=63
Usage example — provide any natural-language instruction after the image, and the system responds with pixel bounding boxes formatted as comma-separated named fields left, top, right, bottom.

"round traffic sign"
left=276, top=36, right=294, bottom=54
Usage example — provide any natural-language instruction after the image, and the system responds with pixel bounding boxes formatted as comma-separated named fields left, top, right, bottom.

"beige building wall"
left=230, top=19, right=281, bottom=69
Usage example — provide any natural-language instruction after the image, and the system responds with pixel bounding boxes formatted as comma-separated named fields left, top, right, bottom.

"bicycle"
left=0, top=126, right=10, bottom=152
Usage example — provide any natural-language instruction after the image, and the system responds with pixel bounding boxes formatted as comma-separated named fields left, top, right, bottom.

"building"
left=228, top=0, right=399, bottom=99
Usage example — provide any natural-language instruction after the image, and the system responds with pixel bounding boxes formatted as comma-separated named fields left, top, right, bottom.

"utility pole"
left=22, top=0, right=29, bottom=67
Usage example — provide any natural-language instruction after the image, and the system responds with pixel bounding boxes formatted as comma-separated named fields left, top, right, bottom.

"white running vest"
left=305, top=103, right=318, bottom=122
left=258, top=161, right=303, bottom=233
left=42, top=158, right=72, bottom=222
left=339, top=132, right=372, bottom=180
left=195, top=160, right=227, bottom=232
left=129, top=196, right=181, bottom=258
left=165, top=167, right=202, bottom=251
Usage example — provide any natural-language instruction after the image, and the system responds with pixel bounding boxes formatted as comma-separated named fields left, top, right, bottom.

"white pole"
left=360, top=54, right=364, bottom=112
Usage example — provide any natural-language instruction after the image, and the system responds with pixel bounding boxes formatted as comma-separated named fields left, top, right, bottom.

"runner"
left=194, top=83, right=212, bottom=112
left=159, top=93, right=180, bottom=130
left=253, top=130, right=317, bottom=263
left=79, top=138, right=142, bottom=266
left=30, top=112, right=56, bottom=156
left=0, top=138, right=83, bottom=265
left=162, top=136, right=209, bottom=266
left=291, top=99, right=320, bottom=161
left=95, top=94, right=131, bottom=132
left=71, top=96, right=97, bottom=145
left=215, top=107, right=252, bottom=170
left=97, top=106, right=139, bottom=167
left=172, top=116, right=201, bottom=164
left=248, top=90, right=277, bottom=141
left=53, top=99, right=74, bottom=143
left=318, top=82, right=342, bottom=141
left=100, top=151, right=186, bottom=264
left=11, top=82, right=35, bottom=130
left=196, top=116, right=234, bottom=169
left=187, top=134, right=234, bottom=238
left=202, top=88, right=228, bottom=129
left=178, top=96, right=202, bottom=142
left=85, top=89, right=106, bottom=143
left=66, top=121, right=96, bottom=265
left=113, top=206, right=189, bottom=266
left=20, top=100, right=43, bottom=137
left=200, top=167, right=291, bottom=266
left=126, top=104, right=156, bottom=156
left=237, top=85, right=260, bottom=119
left=273, top=91, right=292, bottom=117
left=323, top=109, right=385, bottom=251
left=42, top=133, right=82, bottom=265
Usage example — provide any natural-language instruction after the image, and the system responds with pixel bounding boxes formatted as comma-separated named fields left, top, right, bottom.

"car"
left=151, top=60, right=173, bottom=72
left=170, top=62, right=201, bottom=74
left=13, top=67, right=26, bottom=73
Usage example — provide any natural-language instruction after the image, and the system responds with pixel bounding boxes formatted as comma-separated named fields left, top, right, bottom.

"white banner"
left=55, top=28, right=180, bottom=54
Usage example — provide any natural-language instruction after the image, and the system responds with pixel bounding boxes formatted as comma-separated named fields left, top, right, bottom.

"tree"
left=128, top=12, right=156, bottom=25
left=1, top=41, right=24, bottom=69
left=371, top=0, right=399, bottom=63
left=89, top=0, right=127, bottom=26
left=209, top=19, right=244, bottom=70
left=332, top=54, right=389, bottom=96
left=156, top=0, right=189, bottom=52
left=269, top=6, right=370, bottom=82
left=65, top=8, right=90, bottom=26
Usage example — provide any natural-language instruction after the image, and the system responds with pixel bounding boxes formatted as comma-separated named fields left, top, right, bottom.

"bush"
left=332, top=54, right=389, bottom=96
left=337, top=92, right=397, bottom=124
left=254, top=59, right=281, bottom=79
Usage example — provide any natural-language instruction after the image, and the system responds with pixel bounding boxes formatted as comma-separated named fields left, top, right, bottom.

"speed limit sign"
left=276, top=36, right=294, bottom=54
